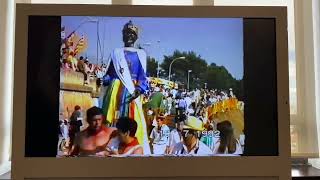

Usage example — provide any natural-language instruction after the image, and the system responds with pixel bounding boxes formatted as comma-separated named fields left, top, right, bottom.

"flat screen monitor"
left=12, top=4, right=291, bottom=180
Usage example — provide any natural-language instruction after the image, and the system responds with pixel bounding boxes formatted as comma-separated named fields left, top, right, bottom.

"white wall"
left=0, top=0, right=14, bottom=175
left=308, top=0, right=320, bottom=168
left=293, top=0, right=320, bottom=157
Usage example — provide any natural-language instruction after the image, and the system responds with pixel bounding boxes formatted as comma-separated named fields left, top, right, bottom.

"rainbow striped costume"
left=102, top=47, right=150, bottom=155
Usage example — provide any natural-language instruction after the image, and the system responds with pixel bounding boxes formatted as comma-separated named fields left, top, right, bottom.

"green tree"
left=159, top=50, right=244, bottom=100
left=204, top=63, right=243, bottom=100
left=147, top=56, right=158, bottom=77
left=161, top=50, right=207, bottom=88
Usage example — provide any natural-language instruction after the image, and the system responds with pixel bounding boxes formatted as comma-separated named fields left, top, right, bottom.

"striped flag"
left=74, top=35, right=85, bottom=56
left=66, top=32, right=75, bottom=47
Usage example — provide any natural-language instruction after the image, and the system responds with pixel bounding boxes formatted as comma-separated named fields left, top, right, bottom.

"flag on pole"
left=74, top=35, right=86, bottom=56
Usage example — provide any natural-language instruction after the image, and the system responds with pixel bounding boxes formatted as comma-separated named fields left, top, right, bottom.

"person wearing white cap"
left=171, top=116, right=213, bottom=156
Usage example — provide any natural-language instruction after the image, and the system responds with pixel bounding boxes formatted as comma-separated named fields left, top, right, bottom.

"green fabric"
left=147, top=92, right=164, bottom=110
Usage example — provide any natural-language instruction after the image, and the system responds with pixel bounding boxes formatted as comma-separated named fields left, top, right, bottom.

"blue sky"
left=62, top=16, right=243, bottom=79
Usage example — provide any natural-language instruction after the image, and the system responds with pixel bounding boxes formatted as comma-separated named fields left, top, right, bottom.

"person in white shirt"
left=171, top=116, right=213, bottom=156
left=166, top=94, right=173, bottom=115
left=229, top=88, right=236, bottom=98
left=212, top=120, right=242, bottom=155
left=209, top=94, right=217, bottom=105
left=239, top=133, right=245, bottom=152
left=217, top=94, right=222, bottom=102
left=185, top=94, right=192, bottom=108
left=194, top=88, right=201, bottom=106
left=60, top=120, right=69, bottom=140
left=170, top=88, right=177, bottom=99
left=163, top=89, right=169, bottom=97
left=58, top=120, right=70, bottom=155
left=187, top=107, right=195, bottom=115
left=149, top=115, right=170, bottom=155
left=220, top=91, right=228, bottom=100
left=167, top=115, right=186, bottom=154
left=59, top=120, right=70, bottom=148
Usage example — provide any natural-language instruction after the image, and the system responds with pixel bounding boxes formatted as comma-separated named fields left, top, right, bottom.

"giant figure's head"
left=122, top=20, right=138, bottom=47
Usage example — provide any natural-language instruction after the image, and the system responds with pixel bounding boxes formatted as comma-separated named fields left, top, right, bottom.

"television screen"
left=25, top=15, right=278, bottom=158
left=57, top=16, right=244, bottom=157
left=12, top=5, right=291, bottom=180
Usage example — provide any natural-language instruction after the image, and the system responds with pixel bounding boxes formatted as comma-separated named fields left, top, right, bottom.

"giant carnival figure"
left=101, top=20, right=150, bottom=154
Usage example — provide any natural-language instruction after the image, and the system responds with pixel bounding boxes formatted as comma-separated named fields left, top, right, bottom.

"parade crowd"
left=59, top=81, right=245, bottom=157
left=58, top=20, right=244, bottom=157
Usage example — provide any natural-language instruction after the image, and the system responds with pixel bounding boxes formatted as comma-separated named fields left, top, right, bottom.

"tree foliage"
left=147, top=50, right=244, bottom=100
left=146, top=56, right=158, bottom=77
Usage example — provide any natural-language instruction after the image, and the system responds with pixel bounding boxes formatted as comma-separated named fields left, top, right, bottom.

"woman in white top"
left=213, top=120, right=242, bottom=155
